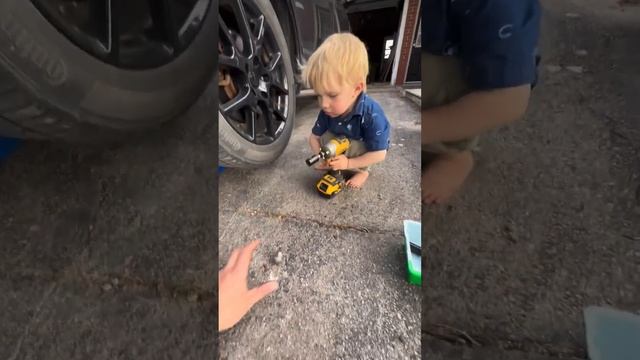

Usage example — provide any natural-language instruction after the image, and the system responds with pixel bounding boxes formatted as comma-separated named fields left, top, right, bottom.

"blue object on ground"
left=403, top=220, right=421, bottom=285
left=218, top=166, right=225, bottom=174
left=0, top=137, right=21, bottom=161
left=585, top=306, right=640, bottom=360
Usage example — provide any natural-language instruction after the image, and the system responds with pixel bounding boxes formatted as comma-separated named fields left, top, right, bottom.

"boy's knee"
left=345, top=139, right=367, bottom=158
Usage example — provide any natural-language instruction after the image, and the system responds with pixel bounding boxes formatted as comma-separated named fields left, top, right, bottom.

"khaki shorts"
left=422, top=52, right=479, bottom=154
left=320, top=131, right=371, bottom=172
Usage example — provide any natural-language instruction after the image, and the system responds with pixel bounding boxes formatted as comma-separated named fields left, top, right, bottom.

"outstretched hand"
left=218, top=240, right=279, bottom=331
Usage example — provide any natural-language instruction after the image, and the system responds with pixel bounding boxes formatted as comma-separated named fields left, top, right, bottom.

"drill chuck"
left=306, top=154, right=321, bottom=166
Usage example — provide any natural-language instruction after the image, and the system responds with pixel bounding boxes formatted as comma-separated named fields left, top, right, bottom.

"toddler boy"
left=302, top=33, right=391, bottom=189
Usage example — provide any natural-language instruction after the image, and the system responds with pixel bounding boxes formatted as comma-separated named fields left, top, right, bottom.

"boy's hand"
left=328, top=155, right=349, bottom=170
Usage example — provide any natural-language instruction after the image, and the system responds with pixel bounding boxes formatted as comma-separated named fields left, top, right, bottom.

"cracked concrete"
left=218, top=88, right=421, bottom=358
left=1, top=278, right=213, bottom=360
left=423, top=1, right=640, bottom=359
left=0, top=82, right=217, bottom=359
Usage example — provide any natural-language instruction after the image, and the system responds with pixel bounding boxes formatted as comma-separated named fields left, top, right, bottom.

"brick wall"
left=395, top=0, right=420, bottom=86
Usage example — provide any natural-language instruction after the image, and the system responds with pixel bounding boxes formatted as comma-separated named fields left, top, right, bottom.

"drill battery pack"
left=316, top=170, right=346, bottom=198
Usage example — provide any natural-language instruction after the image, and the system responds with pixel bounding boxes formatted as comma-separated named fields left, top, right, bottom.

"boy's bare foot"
left=346, top=171, right=369, bottom=189
left=422, top=151, right=474, bottom=204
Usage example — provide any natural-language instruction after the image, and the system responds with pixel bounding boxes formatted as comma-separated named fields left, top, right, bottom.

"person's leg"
left=422, top=53, right=477, bottom=204
left=344, top=139, right=370, bottom=189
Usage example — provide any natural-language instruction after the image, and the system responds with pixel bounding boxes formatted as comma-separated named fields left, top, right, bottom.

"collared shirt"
left=311, top=93, right=390, bottom=152
left=423, top=0, right=541, bottom=90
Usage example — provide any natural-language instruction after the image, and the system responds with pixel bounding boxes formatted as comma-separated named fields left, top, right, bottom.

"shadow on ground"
left=0, top=82, right=217, bottom=359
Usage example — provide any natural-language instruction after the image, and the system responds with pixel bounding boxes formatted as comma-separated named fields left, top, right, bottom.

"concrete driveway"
left=0, top=83, right=217, bottom=359
left=218, top=87, right=422, bottom=359
left=423, top=1, right=640, bottom=359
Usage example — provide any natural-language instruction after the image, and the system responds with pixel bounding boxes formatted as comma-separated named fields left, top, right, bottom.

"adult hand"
left=218, top=240, right=279, bottom=332
left=328, top=155, right=349, bottom=170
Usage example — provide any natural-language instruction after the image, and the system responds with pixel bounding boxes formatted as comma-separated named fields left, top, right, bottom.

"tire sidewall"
left=218, top=0, right=296, bottom=167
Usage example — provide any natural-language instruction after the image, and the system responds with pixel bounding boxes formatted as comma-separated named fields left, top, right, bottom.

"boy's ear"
left=354, top=82, right=364, bottom=95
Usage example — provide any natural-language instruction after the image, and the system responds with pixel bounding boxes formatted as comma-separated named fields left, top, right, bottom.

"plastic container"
left=585, top=306, right=640, bottom=360
left=403, top=220, right=422, bottom=285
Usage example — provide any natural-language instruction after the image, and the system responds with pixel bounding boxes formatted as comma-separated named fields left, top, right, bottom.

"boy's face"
left=316, top=80, right=364, bottom=118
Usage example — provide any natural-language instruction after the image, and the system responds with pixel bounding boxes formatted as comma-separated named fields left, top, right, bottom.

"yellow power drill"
left=305, top=136, right=351, bottom=198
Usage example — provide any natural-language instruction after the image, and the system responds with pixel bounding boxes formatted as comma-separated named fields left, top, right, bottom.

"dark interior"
left=347, top=1, right=403, bottom=83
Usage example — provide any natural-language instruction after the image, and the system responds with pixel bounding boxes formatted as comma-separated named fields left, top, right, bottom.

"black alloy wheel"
left=218, top=0, right=290, bottom=146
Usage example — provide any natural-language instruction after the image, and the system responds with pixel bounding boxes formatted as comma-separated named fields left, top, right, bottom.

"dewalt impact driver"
left=305, top=136, right=351, bottom=198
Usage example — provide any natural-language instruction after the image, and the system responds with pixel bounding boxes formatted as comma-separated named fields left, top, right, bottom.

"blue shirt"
left=423, top=0, right=541, bottom=90
left=311, top=93, right=390, bottom=152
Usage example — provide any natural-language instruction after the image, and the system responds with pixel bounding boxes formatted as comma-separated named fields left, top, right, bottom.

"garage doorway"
left=345, top=0, right=404, bottom=84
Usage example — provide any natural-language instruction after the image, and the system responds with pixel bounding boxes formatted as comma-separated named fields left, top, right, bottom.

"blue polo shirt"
left=312, top=93, right=390, bottom=152
left=423, top=0, right=541, bottom=90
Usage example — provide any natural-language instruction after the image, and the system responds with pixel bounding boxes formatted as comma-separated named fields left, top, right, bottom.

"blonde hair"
left=302, top=33, right=369, bottom=92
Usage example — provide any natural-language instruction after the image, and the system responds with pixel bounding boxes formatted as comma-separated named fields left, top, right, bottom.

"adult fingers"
left=222, top=248, right=241, bottom=272
left=249, top=281, right=279, bottom=306
left=235, top=239, right=261, bottom=275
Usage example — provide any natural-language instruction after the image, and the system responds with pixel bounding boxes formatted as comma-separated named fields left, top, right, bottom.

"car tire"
left=218, top=0, right=296, bottom=168
left=0, top=0, right=217, bottom=143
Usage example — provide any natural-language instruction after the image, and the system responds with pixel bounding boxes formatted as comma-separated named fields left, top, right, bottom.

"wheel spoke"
left=266, top=51, right=281, bottom=72
left=269, top=108, right=286, bottom=137
left=219, top=16, right=244, bottom=70
left=247, top=110, right=257, bottom=140
left=106, top=0, right=121, bottom=63
left=220, top=52, right=242, bottom=70
left=149, top=0, right=181, bottom=52
left=270, top=78, right=288, bottom=95
left=85, top=0, right=109, bottom=54
left=230, top=0, right=254, bottom=58
left=273, top=109, right=287, bottom=123
left=252, top=15, right=265, bottom=50
left=219, top=16, right=235, bottom=45
left=263, top=107, right=275, bottom=137
left=221, top=85, right=253, bottom=113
